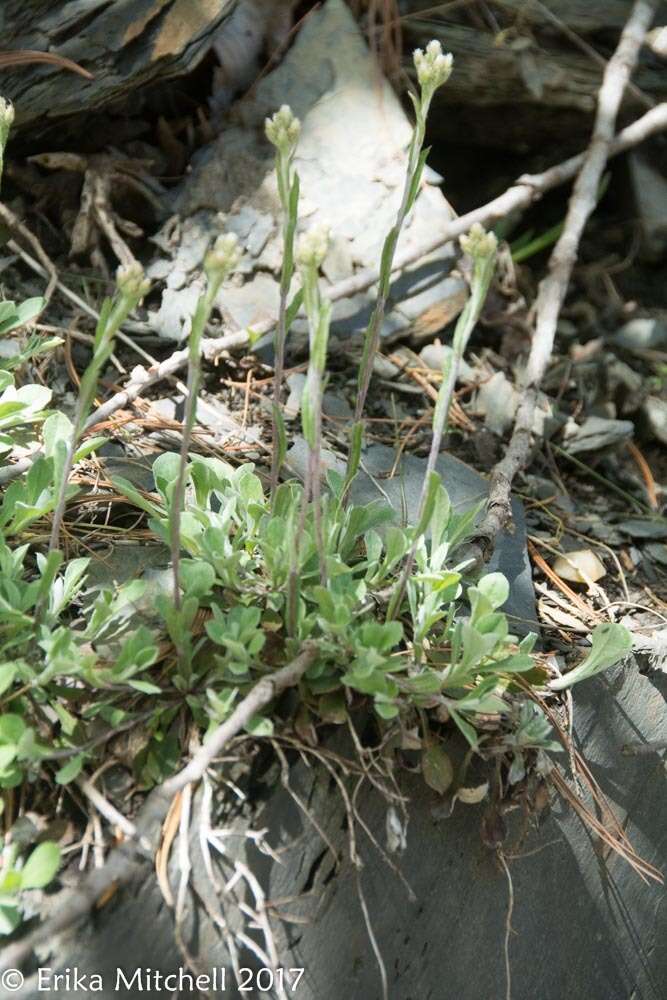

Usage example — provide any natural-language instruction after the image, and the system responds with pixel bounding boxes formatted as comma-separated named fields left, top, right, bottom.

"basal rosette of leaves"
left=1, top=437, right=631, bottom=799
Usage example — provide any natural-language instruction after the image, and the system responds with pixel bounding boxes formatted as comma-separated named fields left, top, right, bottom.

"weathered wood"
left=402, top=0, right=667, bottom=148
left=0, top=0, right=237, bottom=129
left=474, top=0, right=663, bottom=33
left=2, top=1, right=666, bottom=148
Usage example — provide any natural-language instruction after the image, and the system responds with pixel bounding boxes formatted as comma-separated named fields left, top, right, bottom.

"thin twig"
left=498, top=850, right=514, bottom=1000
left=76, top=777, right=140, bottom=844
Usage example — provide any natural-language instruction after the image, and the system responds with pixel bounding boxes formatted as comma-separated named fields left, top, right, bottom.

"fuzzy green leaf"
left=550, top=623, right=633, bottom=690
left=19, top=842, right=60, bottom=890
left=421, top=744, right=454, bottom=794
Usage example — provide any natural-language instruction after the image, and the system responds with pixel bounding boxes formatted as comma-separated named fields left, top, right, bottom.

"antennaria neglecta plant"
left=265, top=105, right=302, bottom=502
left=386, top=224, right=498, bottom=622
left=345, top=39, right=453, bottom=492
left=162, top=232, right=241, bottom=683
left=0, top=34, right=641, bottom=944
left=296, top=224, right=332, bottom=582
left=48, top=263, right=150, bottom=554
left=169, top=232, right=241, bottom=613
left=425, top=223, right=498, bottom=482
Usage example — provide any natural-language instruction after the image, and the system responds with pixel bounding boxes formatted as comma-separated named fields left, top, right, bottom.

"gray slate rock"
left=612, top=317, right=667, bottom=352
left=562, top=415, right=634, bottom=454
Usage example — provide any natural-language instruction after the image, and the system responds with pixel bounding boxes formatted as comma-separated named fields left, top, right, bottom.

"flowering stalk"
left=345, top=41, right=453, bottom=490
left=170, top=233, right=241, bottom=612
left=386, top=223, right=497, bottom=622
left=265, top=105, right=302, bottom=503
left=425, top=224, right=497, bottom=482
left=49, top=263, right=150, bottom=552
left=0, top=97, right=14, bottom=187
left=286, top=226, right=331, bottom=632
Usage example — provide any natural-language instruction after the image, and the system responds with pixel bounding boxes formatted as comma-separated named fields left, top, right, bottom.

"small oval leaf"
left=422, top=745, right=454, bottom=795
left=20, top=841, right=61, bottom=890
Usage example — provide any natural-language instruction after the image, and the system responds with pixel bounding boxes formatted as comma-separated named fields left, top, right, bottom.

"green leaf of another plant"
left=421, top=744, right=454, bottom=794
left=19, top=841, right=60, bottom=890
left=550, top=622, right=633, bottom=691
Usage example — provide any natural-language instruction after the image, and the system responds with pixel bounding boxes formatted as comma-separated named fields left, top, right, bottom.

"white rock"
left=552, top=549, right=606, bottom=584
left=642, top=395, right=667, bottom=445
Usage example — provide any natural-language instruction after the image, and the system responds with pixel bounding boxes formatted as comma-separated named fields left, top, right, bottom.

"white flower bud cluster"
left=0, top=97, right=15, bottom=153
left=204, top=232, right=241, bottom=283
left=413, top=40, right=453, bottom=92
left=265, top=104, right=301, bottom=153
left=296, top=225, right=330, bottom=270
left=115, top=261, right=150, bottom=301
left=459, top=222, right=498, bottom=260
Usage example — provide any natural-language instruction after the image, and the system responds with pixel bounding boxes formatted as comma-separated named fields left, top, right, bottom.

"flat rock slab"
left=8, top=664, right=666, bottom=1000
left=266, top=667, right=667, bottom=1000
